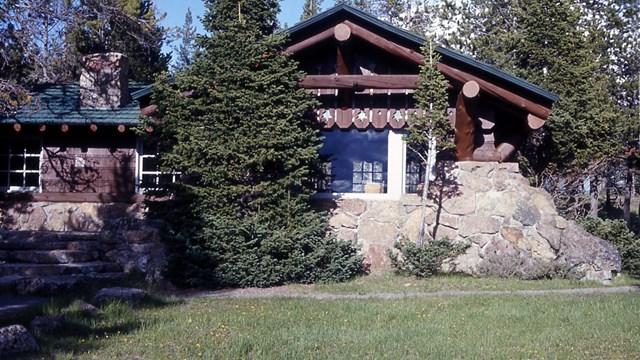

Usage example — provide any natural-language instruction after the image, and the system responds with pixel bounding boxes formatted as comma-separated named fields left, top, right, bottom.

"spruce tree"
left=152, top=0, right=363, bottom=288
left=171, top=8, right=198, bottom=72
left=301, top=0, right=323, bottom=21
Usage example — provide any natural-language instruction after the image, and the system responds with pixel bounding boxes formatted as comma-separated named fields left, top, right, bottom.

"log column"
left=455, top=81, right=479, bottom=161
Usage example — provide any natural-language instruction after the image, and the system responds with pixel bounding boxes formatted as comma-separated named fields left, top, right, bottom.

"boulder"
left=559, top=221, right=621, bottom=281
left=93, top=287, right=149, bottom=304
left=62, top=300, right=103, bottom=317
left=30, top=314, right=66, bottom=335
left=0, top=325, right=39, bottom=356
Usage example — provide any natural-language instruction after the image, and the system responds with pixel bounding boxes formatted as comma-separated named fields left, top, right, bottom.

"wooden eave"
left=285, top=4, right=558, bottom=123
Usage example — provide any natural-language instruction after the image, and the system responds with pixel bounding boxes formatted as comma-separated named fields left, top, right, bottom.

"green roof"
left=286, top=4, right=558, bottom=103
left=1, top=84, right=144, bottom=126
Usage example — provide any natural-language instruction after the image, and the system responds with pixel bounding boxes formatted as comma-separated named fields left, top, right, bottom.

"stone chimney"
left=80, top=53, right=130, bottom=110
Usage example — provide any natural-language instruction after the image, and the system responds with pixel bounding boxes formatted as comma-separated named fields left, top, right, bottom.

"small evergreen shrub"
left=387, top=237, right=469, bottom=277
left=579, top=217, right=640, bottom=275
left=476, top=253, right=583, bottom=280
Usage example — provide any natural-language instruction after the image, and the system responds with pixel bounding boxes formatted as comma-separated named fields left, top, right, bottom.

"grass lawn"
left=21, top=274, right=640, bottom=359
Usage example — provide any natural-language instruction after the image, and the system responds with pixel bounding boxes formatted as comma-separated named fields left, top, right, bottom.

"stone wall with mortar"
left=326, top=161, right=621, bottom=281
left=0, top=201, right=165, bottom=283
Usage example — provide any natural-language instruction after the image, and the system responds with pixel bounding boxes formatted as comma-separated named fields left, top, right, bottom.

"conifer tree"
left=301, top=0, right=323, bottom=21
left=405, top=37, right=451, bottom=246
left=152, top=0, right=362, bottom=288
left=172, top=8, right=198, bottom=72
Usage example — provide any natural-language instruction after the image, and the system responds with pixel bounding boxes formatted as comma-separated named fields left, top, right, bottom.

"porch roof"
left=0, top=83, right=151, bottom=126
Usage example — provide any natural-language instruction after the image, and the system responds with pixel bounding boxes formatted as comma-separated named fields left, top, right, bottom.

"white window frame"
left=0, top=138, right=42, bottom=192
left=314, top=129, right=407, bottom=200
left=135, top=137, right=179, bottom=193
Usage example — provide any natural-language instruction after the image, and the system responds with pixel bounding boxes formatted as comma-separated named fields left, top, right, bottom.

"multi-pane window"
left=319, top=129, right=388, bottom=193
left=0, top=139, right=41, bottom=191
left=137, top=139, right=178, bottom=192
left=405, top=153, right=426, bottom=194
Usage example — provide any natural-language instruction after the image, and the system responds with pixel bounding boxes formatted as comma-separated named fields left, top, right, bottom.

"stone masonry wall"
left=0, top=201, right=165, bottom=283
left=327, top=161, right=621, bottom=281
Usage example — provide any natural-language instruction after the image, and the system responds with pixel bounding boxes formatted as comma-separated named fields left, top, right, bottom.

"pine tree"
left=152, top=0, right=363, bottom=288
left=300, top=0, right=323, bottom=21
left=405, top=37, right=451, bottom=246
left=74, top=0, right=170, bottom=82
left=172, top=8, right=198, bottom=72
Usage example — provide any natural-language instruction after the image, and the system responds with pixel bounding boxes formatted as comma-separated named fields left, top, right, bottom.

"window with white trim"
left=0, top=138, right=42, bottom=191
left=319, top=128, right=389, bottom=193
left=136, top=138, right=179, bottom=192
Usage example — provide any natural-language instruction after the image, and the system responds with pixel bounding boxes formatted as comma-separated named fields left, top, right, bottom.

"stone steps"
left=0, top=230, right=128, bottom=295
left=0, top=272, right=128, bottom=296
left=0, top=250, right=101, bottom=264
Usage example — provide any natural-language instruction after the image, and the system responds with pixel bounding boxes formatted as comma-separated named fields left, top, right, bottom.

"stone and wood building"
left=0, top=4, right=620, bottom=293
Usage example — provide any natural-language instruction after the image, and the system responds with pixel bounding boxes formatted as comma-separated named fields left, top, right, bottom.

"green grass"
left=20, top=274, right=640, bottom=359
left=28, top=293, right=640, bottom=359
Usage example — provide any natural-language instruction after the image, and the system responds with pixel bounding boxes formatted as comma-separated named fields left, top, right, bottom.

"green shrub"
left=579, top=217, right=640, bottom=275
left=387, top=237, right=469, bottom=277
left=476, top=253, right=584, bottom=280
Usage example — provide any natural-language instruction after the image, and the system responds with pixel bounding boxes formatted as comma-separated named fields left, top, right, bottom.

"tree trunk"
left=589, top=176, right=598, bottom=217
left=624, top=170, right=632, bottom=225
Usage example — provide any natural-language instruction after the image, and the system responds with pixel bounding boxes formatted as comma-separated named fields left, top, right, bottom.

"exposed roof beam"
left=437, top=62, right=553, bottom=120
left=299, top=75, right=419, bottom=89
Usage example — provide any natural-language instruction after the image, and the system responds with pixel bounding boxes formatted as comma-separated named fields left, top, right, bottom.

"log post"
left=455, top=81, right=480, bottom=161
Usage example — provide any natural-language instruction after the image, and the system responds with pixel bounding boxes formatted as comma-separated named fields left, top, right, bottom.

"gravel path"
left=181, top=285, right=640, bottom=300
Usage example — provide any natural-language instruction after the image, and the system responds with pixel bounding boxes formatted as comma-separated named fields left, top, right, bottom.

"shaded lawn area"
left=28, top=288, right=639, bottom=359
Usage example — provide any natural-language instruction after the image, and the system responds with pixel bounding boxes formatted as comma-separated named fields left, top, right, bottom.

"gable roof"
left=286, top=3, right=558, bottom=103
left=0, top=84, right=146, bottom=126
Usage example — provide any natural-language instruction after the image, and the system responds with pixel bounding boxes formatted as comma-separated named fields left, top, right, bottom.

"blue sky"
left=156, top=0, right=337, bottom=57
left=155, top=0, right=335, bottom=60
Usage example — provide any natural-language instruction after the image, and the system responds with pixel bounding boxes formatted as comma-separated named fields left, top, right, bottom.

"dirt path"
left=179, top=285, right=640, bottom=300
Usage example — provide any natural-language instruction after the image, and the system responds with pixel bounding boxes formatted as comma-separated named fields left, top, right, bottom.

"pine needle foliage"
left=150, top=0, right=363, bottom=288
left=405, top=37, right=452, bottom=247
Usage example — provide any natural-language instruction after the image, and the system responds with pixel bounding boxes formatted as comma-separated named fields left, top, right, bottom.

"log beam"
left=334, top=23, right=351, bottom=42
left=527, top=113, right=546, bottom=130
left=455, top=81, right=480, bottom=161
left=140, top=104, right=158, bottom=116
left=343, top=21, right=424, bottom=65
left=437, top=62, right=552, bottom=120
left=284, top=27, right=335, bottom=54
left=300, top=75, right=419, bottom=89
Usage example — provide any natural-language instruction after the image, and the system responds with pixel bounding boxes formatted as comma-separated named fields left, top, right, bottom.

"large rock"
left=559, top=222, right=621, bottom=281
left=0, top=325, right=39, bottom=356
left=93, top=287, right=149, bottom=304
left=30, top=314, right=66, bottom=335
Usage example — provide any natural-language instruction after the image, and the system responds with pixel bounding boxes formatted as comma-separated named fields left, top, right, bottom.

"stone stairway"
left=0, top=231, right=127, bottom=295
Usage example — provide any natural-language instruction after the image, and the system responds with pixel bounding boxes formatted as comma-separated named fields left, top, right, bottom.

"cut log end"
left=334, top=23, right=351, bottom=42
left=117, top=124, right=126, bottom=133
left=462, top=80, right=480, bottom=99
left=61, top=124, right=69, bottom=133
left=39, top=124, right=47, bottom=132
left=527, top=113, right=546, bottom=130
left=90, top=124, right=98, bottom=132
left=13, top=123, right=21, bottom=132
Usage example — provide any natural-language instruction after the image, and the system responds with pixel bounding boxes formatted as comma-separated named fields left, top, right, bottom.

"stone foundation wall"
left=0, top=201, right=144, bottom=232
left=327, top=161, right=621, bottom=281
left=0, top=201, right=165, bottom=283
